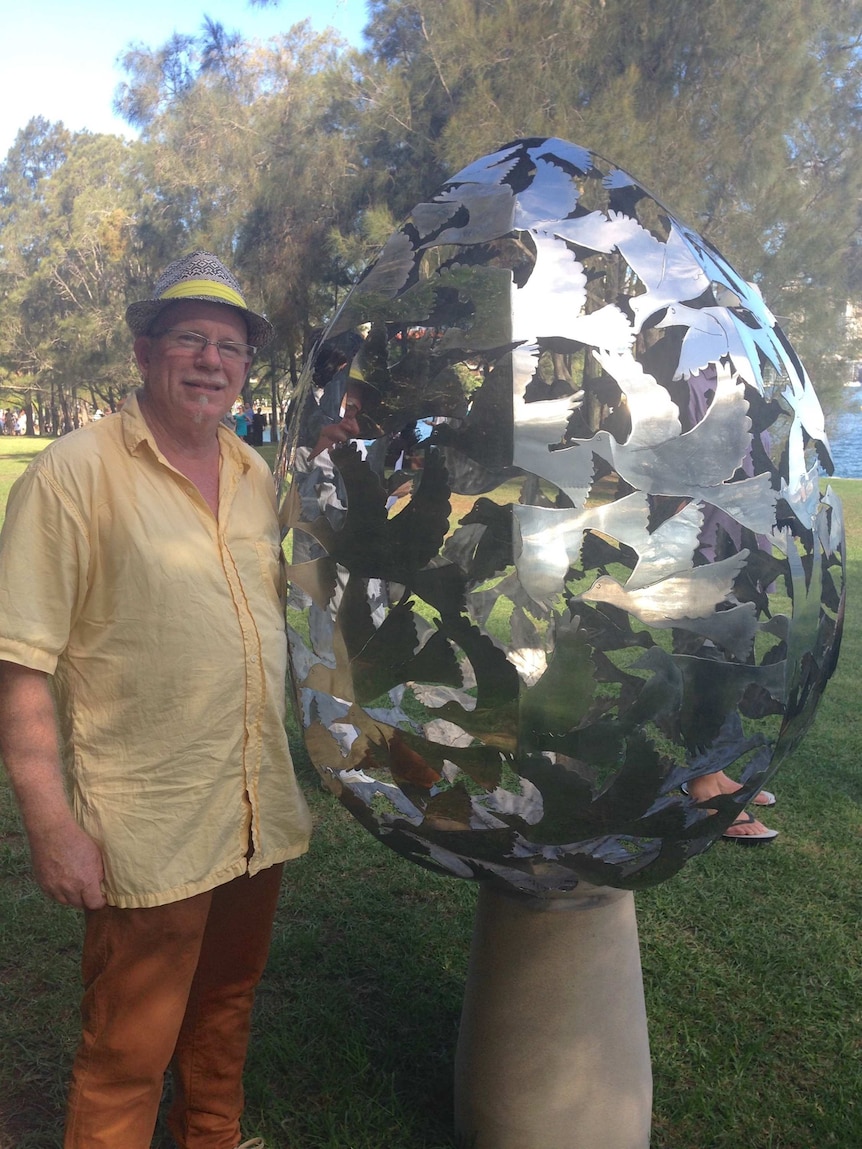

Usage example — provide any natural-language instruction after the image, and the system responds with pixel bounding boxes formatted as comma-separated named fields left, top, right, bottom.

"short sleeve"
left=0, top=460, right=90, bottom=674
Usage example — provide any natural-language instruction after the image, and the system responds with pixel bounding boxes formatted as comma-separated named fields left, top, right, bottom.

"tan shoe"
left=236, top=1140, right=265, bottom=1149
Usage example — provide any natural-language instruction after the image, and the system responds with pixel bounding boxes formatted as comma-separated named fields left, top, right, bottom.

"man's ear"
left=133, top=335, right=152, bottom=378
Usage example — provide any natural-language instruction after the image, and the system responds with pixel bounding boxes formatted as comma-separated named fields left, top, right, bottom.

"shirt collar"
left=120, top=390, right=152, bottom=455
left=120, top=390, right=251, bottom=473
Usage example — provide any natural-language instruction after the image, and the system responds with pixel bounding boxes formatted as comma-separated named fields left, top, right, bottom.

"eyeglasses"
left=154, top=328, right=257, bottom=364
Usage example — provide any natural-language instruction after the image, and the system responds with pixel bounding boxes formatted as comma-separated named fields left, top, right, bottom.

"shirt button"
left=250, top=654, right=259, bottom=664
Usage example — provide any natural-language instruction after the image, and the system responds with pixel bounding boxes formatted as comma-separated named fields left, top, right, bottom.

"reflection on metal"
left=278, top=137, right=844, bottom=895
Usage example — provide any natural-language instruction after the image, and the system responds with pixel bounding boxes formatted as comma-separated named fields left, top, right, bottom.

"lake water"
left=829, top=396, right=862, bottom=478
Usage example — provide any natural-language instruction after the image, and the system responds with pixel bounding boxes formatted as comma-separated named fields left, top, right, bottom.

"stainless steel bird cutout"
left=278, top=137, right=844, bottom=894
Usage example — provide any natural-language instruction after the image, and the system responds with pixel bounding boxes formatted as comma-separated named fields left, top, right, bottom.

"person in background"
left=241, top=399, right=255, bottom=442
left=0, top=250, right=312, bottom=1149
left=251, top=406, right=267, bottom=446
left=234, top=401, right=251, bottom=440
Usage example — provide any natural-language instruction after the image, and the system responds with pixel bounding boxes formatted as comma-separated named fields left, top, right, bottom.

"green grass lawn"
left=0, top=436, right=859, bottom=1148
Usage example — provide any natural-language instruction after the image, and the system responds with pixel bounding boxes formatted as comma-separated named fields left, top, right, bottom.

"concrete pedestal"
left=454, top=882, right=652, bottom=1149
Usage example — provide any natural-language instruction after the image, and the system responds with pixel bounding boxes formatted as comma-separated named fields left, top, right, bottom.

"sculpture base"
left=454, top=882, right=652, bottom=1149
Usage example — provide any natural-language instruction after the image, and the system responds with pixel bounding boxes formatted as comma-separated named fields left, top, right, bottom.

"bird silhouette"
left=625, top=500, right=706, bottom=589
left=512, top=493, right=703, bottom=604
left=551, top=210, right=620, bottom=254
left=576, top=550, right=759, bottom=659
left=415, top=138, right=593, bottom=248
left=510, top=346, right=595, bottom=508
left=299, top=442, right=451, bottom=583
left=778, top=351, right=833, bottom=466
left=513, top=499, right=631, bottom=602
left=780, top=415, right=823, bottom=530
left=417, top=182, right=517, bottom=248
left=559, top=353, right=777, bottom=535
left=620, top=645, right=786, bottom=755
left=515, top=138, right=594, bottom=222
left=655, top=302, right=790, bottom=389
left=438, top=141, right=524, bottom=188
left=596, top=213, right=712, bottom=333
left=781, top=491, right=845, bottom=730
left=328, top=230, right=416, bottom=336
left=336, top=580, right=462, bottom=705
left=674, top=223, right=773, bottom=330
left=505, top=227, right=635, bottom=505
left=512, top=229, right=635, bottom=352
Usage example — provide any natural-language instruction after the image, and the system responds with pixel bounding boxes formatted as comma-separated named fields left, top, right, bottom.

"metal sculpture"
left=278, top=135, right=845, bottom=1149
left=279, top=136, right=844, bottom=894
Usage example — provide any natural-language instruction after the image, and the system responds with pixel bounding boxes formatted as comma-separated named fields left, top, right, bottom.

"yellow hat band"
left=161, top=279, right=248, bottom=309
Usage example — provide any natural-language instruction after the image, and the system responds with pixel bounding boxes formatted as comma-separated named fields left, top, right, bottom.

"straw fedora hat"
left=125, top=251, right=274, bottom=349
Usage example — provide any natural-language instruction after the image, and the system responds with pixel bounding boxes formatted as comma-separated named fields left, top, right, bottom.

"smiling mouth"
left=184, top=379, right=225, bottom=393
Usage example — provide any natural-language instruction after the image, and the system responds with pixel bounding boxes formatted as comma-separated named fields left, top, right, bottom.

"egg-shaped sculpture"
left=278, top=137, right=844, bottom=895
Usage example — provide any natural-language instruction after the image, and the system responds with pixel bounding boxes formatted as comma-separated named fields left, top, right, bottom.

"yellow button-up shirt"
left=0, top=393, right=311, bottom=907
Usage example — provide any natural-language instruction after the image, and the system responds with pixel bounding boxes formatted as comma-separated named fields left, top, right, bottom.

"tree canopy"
left=0, top=0, right=859, bottom=432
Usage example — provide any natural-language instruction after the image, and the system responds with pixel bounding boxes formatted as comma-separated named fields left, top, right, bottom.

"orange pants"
left=64, top=864, right=284, bottom=1149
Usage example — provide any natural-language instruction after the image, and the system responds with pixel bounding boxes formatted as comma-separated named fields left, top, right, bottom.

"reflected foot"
left=722, top=811, right=779, bottom=845
left=684, top=770, right=776, bottom=807
left=685, top=772, right=779, bottom=844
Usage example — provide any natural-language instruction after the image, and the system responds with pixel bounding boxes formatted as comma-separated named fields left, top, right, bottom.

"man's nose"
left=195, top=340, right=223, bottom=367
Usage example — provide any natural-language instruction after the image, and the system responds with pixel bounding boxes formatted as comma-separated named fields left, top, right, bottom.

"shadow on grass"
left=243, top=757, right=476, bottom=1149
left=0, top=452, right=47, bottom=466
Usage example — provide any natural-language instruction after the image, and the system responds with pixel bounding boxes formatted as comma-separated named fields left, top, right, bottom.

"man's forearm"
left=0, top=661, right=70, bottom=829
left=0, top=660, right=106, bottom=908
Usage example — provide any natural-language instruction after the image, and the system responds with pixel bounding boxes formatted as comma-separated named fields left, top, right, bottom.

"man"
left=0, top=251, right=312, bottom=1148
left=307, top=378, right=366, bottom=459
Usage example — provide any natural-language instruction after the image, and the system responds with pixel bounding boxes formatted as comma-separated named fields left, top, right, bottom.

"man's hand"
left=28, top=817, right=106, bottom=910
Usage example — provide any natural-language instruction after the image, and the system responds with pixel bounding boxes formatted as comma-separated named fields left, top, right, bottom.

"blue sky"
left=0, top=0, right=369, bottom=159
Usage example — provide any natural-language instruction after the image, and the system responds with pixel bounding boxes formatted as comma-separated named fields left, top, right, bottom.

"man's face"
left=134, top=300, right=252, bottom=436
left=310, top=380, right=366, bottom=458
left=338, top=383, right=364, bottom=438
